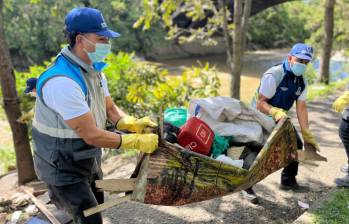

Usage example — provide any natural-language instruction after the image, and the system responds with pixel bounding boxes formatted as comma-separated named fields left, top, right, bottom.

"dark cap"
left=24, top=78, right=37, bottom=94
left=65, top=7, right=120, bottom=38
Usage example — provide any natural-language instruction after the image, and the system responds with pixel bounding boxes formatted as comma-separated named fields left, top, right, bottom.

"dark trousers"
left=48, top=179, right=104, bottom=224
left=339, top=118, right=349, bottom=165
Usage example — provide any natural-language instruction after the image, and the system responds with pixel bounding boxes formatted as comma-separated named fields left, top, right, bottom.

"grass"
left=308, top=77, right=349, bottom=101
left=313, top=188, right=349, bottom=224
left=0, top=147, right=16, bottom=174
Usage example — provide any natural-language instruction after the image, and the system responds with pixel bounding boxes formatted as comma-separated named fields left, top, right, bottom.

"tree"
left=231, top=0, right=252, bottom=99
left=0, top=0, right=36, bottom=184
left=2, top=0, right=167, bottom=68
left=319, top=0, right=335, bottom=85
left=135, top=0, right=252, bottom=99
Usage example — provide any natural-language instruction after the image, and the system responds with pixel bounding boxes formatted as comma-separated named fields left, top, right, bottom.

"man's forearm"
left=296, top=101, right=309, bottom=130
left=106, top=96, right=126, bottom=123
left=257, top=99, right=273, bottom=115
left=107, top=105, right=125, bottom=124
left=83, top=126, right=122, bottom=148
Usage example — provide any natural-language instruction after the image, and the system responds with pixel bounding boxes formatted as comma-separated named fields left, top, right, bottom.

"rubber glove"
left=269, top=107, right=287, bottom=121
left=299, top=129, right=327, bottom=161
left=119, top=133, right=159, bottom=153
left=301, top=129, right=320, bottom=151
left=116, top=116, right=157, bottom=133
left=332, top=91, right=349, bottom=113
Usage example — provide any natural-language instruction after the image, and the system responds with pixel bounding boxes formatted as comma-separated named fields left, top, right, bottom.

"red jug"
left=177, top=117, right=214, bottom=156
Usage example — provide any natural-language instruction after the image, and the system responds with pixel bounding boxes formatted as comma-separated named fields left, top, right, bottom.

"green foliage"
left=304, top=63, right=318, bottom=85
left=303, top=0, right=349, bottom=57
left=308, top=77, right=349, bottom=101
left=104, top=52, right=221, bottom=117
left=134, top=0, right=229, bottom=46
left=2, top=0, right=167, bottom=68
left=248, top=2, right=311, bottom=49
left=0, top=149, right=16, bottom=173
left=313, top=188, right=349, bottom=224
left=15, top=61, right=49, bottom=113
left=2, top=0, right=76, bottom=65
left=11, top=51, right=220, bottom=118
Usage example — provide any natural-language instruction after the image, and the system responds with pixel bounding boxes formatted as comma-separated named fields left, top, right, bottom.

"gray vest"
left=32, top=46, right=107, bottom=186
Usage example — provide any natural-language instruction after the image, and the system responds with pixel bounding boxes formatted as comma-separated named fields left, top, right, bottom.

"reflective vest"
left=252, top=61, right=306, bottom=111
left=32, top=46, right=107, bottom=186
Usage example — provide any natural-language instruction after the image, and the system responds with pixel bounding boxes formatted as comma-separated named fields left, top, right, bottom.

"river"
left=155, top=49, right=349, bottom=102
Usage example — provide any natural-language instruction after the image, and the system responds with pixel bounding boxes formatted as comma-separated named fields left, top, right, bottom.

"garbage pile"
left=163, top=96, right=276, bottom=169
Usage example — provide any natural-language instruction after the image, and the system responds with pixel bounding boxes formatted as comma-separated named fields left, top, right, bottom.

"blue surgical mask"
left=291, top=62, right=307, bottom=76
left=83, top=36, right=111, bottom=63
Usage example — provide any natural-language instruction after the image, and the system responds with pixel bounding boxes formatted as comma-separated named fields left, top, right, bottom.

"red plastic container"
left=177, top=117, right=214, bottom=155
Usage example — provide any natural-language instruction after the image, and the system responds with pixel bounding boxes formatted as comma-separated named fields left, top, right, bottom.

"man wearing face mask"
left=241, top=43, right=326, bottom=204
left=32, top=7, right=158, bottom=224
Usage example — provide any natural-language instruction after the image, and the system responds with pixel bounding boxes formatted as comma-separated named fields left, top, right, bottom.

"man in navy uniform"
left=242, top=43, right=326, bottom=204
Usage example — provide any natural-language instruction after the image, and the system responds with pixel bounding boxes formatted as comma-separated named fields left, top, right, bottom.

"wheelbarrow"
left=84, top=117, right=300, bottom=217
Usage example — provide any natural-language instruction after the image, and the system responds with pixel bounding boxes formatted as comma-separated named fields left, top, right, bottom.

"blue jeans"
left=339, top=119, right=349, bottom=165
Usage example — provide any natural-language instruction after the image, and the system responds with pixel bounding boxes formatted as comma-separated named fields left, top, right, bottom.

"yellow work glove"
left=119, top=133, right=159, bottom=153
left=301, top=129, right=320, bottom=152
left=269, top=107, right=287, bottom=121
left=116, top=116, right=157, bottom=133
left=332, top=91, right=349, bottom=113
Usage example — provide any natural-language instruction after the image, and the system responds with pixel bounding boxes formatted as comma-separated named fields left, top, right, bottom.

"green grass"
left=313, top=188, right=349, bottom=224
left=0, top=147, right=16, bottom=173
left=308, top=77, right=349, bottom=101
left=0, top=106, right=6, bottom=120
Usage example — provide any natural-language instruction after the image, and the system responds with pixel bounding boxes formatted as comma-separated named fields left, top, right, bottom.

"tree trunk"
left=218, top=0, right=233, bottom=77
left=230, top=0, right=252, bottom=99
left=0, top=0, right=36, bottom=184
left=320, top=0, right=335, bottom=85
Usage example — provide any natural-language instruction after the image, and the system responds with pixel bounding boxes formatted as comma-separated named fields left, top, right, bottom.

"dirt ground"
left=100, top=92, right=347, bottom=224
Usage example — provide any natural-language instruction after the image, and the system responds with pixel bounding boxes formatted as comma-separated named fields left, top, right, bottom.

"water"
left=312, top=59, right=349, bottom=82
left=156, top=49, right=349, bottom=101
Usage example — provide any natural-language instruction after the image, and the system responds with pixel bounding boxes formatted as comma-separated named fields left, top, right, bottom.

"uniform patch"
left=296, top=87, right=302, bottom=95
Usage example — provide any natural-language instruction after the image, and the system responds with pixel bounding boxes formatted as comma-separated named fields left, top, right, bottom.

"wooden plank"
left=131, top=155, right=150, bottom=202
left=21, top=186, right=61, bottom=224
left=95, top=179, right=136, bottom=192
left=83, top=195, right=131, bottom=217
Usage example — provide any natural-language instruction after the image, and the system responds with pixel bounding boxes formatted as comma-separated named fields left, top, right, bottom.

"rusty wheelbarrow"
left=84, top=117, right=299, bottom=217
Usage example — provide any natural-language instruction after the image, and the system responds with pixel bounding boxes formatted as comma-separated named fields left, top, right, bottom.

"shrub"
left=11, top=51, right=220, bottom=119
left=104, top=52, right=221, bottom=117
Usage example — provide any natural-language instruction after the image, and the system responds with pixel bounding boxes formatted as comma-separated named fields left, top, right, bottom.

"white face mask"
left=290, top=61, right=307, bottom=76
left=83, top=36, right=111, bottom=63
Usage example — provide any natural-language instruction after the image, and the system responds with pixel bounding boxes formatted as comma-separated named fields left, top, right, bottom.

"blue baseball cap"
left=24, top=78, right=37, bottom=94
left=65, top=7, right=120, bottom=38
left=289, top=43, right=314, bottom=61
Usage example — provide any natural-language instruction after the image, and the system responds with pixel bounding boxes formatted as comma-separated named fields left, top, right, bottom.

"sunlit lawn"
left=313, top=188, right=349, bottom=224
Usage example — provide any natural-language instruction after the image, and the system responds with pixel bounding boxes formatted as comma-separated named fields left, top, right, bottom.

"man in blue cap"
left=242, top=43, right=327, bottom=204
left=32, top=7, right=158, bottom=224
left=24, top=77, right=37, bottom=96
